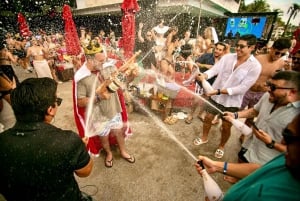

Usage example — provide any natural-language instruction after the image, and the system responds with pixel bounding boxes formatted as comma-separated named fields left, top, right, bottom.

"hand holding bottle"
left=195, top=156, right=224, bottom=201
left=196, top=73, right=214, bottom=94
left=223, top=112, right=252, bottom=136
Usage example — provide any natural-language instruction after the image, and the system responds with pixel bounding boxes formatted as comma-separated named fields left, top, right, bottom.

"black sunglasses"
left=235, top=44, right=249, bottom=49
left=265, top=81, right=294, bottom=92
left=56, top=97, right=63, bottom=106
left=274, top=51, right=286, bottom=57
left=282, top=128, right=300, bottom=144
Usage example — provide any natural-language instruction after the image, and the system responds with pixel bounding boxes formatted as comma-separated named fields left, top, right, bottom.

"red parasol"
left=17, top=13, right=32, bottom=38
left=62, top=4, right=81, bottom=56
left=121, top=0, right=140, bottom=59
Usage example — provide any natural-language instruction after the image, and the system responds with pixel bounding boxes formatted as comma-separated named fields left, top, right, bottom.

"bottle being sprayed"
left=227, top=116, right=252, bottom=136
left=197, top=73, right=214, bottom=94
left=198, top=161, right=224, bottom=201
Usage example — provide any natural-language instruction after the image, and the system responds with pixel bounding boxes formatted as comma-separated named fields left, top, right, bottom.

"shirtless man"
left=240, top=38, right=291, bottom=142
left=26, top=37, right=53, bottom=79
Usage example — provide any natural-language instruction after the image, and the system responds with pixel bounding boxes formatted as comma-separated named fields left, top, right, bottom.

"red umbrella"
left=62, top=4, right=81, bottom=56
left=17, top=13, right=32, bottom=38
left=121, top=0, right=140, bottom=59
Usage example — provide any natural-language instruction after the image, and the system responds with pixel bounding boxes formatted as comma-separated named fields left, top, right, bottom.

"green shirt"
left=224, top=154, right=300, bottom=201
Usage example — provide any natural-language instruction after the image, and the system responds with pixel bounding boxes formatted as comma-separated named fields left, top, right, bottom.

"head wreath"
left=84, top=39, right=102, bottom=55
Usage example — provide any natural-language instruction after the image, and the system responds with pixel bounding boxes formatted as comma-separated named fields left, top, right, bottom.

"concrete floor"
left=0, top=65, right=244, bottom=201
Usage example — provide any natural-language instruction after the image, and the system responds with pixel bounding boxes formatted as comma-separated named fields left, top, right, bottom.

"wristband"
left=223, top=162, right=228, bottom=175
left=234, top=112, right=239, bottom=119
left=217, top=89, right=221, bottom=95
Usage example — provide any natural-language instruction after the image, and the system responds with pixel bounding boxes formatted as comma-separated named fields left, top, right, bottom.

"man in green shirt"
left=195, top=113, right=300, bottom=201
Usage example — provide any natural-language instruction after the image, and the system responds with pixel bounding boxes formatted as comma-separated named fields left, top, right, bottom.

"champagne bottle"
left=198, top=161, right=224, bottom=201
left=201, top=79, right=214, bottom=94
left=229, top=117, right=252, bottom=136
left=197, top=73, right=214, bottom=94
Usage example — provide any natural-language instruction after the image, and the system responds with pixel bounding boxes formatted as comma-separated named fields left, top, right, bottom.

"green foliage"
left=239, top=0, right=271, bottom=13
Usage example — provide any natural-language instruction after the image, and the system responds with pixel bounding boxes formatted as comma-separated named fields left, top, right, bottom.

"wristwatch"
left=266, top=140, right=275, bottom=149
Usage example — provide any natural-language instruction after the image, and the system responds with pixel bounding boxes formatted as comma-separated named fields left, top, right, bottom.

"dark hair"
left=239, top=34, right=257, bottom=46
left=11, top=77, right=57, bottom=122
left=272, top=38, right=291, bottom=50
left=215, top=42, right=227, bottom=51
left=171, top=34, right=179, bottom=43
left=180, top=44, right=192, bottom=59
left=271, top=70, right=300, bottom=93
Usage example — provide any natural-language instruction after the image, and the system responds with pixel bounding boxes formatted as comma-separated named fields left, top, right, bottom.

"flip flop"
left=211, top=119, right=220, bottom=125
left=214, top=149, right=224, bottom=159
left=185, top=116, right=193, bottom=124
left=123, top=155, right=135, bottom=163
left=193, top=137, right=208, bottom=145
left=197, top=114, right=204, bottom=122
left=105, top=158, right=113, bottom=168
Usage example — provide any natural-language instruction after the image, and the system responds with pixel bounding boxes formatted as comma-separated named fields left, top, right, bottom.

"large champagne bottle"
left=196, top=73, right=214, bottom=94
left=227, top=116, right=252, bottom=136
left=201, top=79, right=214, bottom=94
left=198, top=161, right=224, bottom=201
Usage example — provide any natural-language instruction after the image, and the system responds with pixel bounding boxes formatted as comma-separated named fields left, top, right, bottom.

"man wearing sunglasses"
left=240, top=38, right=291, bottom=143
left=0, top=77, right=94, bottom=201
left=193, top=34, right=261, bottom=159
left=224, top=70, right=300, bottom=166
left=195, top=113, right=300, bottom=201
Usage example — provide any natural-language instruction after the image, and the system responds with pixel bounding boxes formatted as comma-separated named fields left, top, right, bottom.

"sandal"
left=169, top=116, right=178, bottom=125
left=197, top=114, right=205, bottom=122
left=185, top=115, right=193, bottom=124
left=104, top=158, right=113, bottom=168
left=122, top=155, right=135, bottom=163
left=164, top=116, right=178, bottom=125
left=214, top=149, right=224, bottom=159
left=193, top=137, right=208, bottom=145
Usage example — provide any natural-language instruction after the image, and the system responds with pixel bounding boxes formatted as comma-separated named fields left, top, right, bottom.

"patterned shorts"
left=98, top=113, right=123, bottom=137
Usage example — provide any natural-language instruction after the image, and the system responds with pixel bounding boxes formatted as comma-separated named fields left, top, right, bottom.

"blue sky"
left=244, top=0, right=300, bottom=25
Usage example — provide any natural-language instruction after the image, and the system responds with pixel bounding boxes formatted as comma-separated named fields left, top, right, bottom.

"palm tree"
left=282, top=3, right=300, bottom=36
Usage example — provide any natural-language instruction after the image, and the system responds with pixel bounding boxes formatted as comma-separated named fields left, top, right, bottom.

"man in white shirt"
left=193, top=34, right=262, bottom=159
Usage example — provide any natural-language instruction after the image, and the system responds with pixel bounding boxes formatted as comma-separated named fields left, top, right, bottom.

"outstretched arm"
left=195, top=155, right=261, bottom=179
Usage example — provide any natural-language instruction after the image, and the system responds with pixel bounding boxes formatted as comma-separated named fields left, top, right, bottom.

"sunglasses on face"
left=56, top=97, right=63, bottom=106
left=282, top=128, right=300, bottom=144
left=274, top=51, right=286, bottom=57
left=265, top=81, right=294, bottom=92
left=235, top=44, right=249, bottom=49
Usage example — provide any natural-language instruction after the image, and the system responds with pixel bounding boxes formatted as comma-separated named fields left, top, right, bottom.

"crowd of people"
left=0, top=16, right=300, bottom=201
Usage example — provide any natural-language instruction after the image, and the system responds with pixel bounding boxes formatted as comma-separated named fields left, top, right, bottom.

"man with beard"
left=239, top=38, right=291, bottom=143
left=195, top=113, right=300, bottom=201
left=224, top=70, right=300, bottom=165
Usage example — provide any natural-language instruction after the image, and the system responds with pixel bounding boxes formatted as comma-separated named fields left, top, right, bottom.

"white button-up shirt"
left=205, top=53, right=261, bottom=107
